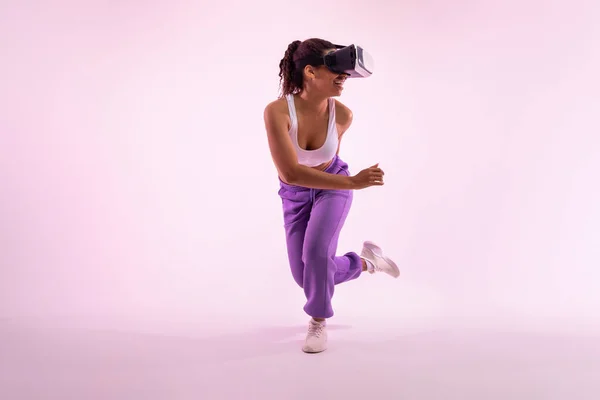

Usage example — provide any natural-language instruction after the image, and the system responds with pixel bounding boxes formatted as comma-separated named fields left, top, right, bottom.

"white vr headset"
left=297, top=44, right=374, bottom=78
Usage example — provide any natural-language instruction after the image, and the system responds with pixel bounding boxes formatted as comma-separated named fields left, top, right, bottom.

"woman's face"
left=304, top=49, right=349, bottom=97
left=315, top=67, right=348, bottom=96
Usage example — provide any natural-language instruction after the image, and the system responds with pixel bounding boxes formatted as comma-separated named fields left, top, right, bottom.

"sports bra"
left=285, top=94, right=338, bottom=167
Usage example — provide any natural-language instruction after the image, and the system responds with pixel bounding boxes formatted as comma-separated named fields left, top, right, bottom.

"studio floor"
left=1, top=314, right=599, bottom=400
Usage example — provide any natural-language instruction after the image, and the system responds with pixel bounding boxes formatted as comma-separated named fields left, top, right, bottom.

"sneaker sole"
left=302, top=346, right=327, bottom=353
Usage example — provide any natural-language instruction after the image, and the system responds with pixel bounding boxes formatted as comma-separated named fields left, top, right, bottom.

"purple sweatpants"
left=278, top=156, right=363, bottom=318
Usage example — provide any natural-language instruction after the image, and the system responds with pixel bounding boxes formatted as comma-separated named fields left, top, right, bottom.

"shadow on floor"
left=1, top=320, right=600, bottom=400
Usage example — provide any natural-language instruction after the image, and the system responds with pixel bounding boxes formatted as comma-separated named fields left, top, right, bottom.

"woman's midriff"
left=312, top=157, right=335, bottom=171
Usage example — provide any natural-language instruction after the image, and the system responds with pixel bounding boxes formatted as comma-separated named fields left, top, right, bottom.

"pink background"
left=1, top=1, right=599, bottom=328
left=2, top=1, right=600, bottom=399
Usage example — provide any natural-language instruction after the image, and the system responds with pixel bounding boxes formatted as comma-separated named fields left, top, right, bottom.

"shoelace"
left=308, top=322, right=324, bottom=338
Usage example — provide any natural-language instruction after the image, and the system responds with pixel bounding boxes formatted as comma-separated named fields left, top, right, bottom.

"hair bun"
left=287, top=40, right=302, bottom=58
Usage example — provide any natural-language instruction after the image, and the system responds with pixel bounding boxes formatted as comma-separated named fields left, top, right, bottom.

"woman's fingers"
left=364, top=164, right=386, bottom=186
left=370, top=175, right=384, bottom=184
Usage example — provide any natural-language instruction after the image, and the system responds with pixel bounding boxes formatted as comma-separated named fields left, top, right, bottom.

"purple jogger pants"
left=278, top=156, right=363, bottom=319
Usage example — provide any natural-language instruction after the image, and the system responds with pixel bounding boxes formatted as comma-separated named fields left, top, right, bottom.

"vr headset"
left=297, top=44, right=374, bottom=78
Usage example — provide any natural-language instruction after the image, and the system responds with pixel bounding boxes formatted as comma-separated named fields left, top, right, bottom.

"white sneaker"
left=302, top=319, right=328, bottom=353
left=361, top=241, right=400, bottom=278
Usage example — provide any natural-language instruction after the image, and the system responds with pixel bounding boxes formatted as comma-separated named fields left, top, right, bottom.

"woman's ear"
left=304, top=65, right=316, bottom=80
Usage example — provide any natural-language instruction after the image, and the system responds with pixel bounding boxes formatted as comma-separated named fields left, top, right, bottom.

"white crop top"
left=286, top=94, right=339, bottom=167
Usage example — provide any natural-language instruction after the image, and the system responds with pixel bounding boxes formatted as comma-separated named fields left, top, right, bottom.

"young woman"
left=263, top=38, right=400, bottom=353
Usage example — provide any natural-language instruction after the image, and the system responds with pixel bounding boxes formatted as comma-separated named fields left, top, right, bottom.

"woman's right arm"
left=264, top=101, right=358, bottom=190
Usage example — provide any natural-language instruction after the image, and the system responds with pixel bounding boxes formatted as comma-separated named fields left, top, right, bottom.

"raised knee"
left=302, top=241, right=329, bottom=265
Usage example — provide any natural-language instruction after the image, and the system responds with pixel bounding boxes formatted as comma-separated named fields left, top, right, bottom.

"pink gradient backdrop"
left=1, top=0, right=599, bottom=326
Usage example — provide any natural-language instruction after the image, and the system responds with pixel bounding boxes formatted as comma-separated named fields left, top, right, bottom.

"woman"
left=263, top=38, right=400, bottom=353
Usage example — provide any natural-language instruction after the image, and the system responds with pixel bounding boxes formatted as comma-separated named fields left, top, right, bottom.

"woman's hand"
left=350, top=163, right=385, bottom=189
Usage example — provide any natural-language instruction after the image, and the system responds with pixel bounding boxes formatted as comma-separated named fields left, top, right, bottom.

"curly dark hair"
left=278, top=38, right=336, bottom=97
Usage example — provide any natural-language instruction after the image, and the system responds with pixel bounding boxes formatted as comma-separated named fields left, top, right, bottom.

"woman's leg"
left=302, top=184, right=363, bottom=319
left=279, top=187, right=312, bottom=289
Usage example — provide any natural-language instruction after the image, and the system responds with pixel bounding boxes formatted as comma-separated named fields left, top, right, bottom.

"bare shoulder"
left=264, top=97, right=292, bottom=136
left=334, top=99, right=353, bottom=132
left=264, top=97, right=289, bottom=118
